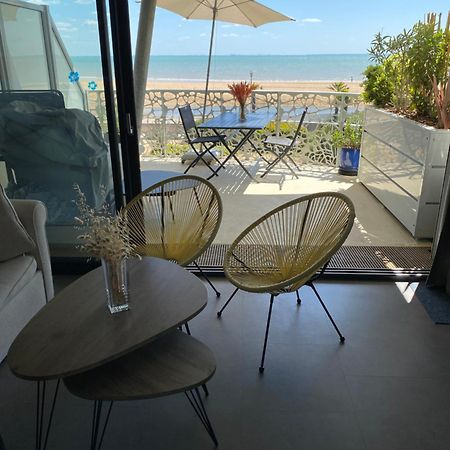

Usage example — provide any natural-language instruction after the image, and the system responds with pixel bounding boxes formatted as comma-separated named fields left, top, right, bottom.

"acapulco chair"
left=219, top=192, right=355, bottom=372
left=124, top=175, right=223, bottom=297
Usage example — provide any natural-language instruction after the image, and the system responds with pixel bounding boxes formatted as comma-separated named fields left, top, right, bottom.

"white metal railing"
left=86, top=89, right=363, bottom=165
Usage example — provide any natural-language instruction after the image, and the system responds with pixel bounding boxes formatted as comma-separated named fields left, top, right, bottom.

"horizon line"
left=72, top=52, right=369, bottom=57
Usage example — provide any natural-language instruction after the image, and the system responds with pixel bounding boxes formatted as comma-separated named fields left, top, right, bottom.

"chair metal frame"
left=219, top=192, right=355, bottom=372
left=261, top=107, right=308, bottom=179
left=178, top=105, right=226, bottom=177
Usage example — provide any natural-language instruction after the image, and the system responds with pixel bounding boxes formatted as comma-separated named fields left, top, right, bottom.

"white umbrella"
left=158, top=0, right=293, bottom=117
left=134, top=0, right=293, bottom=124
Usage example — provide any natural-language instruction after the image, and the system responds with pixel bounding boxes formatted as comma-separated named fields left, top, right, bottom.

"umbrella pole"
left=202, top=2, right=217, bottom=121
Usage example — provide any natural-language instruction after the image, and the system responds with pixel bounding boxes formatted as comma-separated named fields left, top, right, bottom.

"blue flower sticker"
left=68, top=71, right=79, bottom=83
left=88, top=81, right=97, bottom=91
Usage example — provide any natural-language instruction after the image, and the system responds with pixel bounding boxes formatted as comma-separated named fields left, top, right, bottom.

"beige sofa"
left=0, top=200, right=53, bottom=361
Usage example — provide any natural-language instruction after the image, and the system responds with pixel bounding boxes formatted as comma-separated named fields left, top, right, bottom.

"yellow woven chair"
left=220, top=192, right=355, bottom=372
left=125, top=175, right=223, bottom=297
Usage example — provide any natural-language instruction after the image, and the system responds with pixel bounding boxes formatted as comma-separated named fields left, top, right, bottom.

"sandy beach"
left=81, top=79, right=362, bottom=93
left=146, top=80, right=362, bottom=92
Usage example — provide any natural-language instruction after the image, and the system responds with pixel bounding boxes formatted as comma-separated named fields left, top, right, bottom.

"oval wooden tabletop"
left=8, top=257, right=207, bottom=381
left=64, top=330, right=216, bottom=401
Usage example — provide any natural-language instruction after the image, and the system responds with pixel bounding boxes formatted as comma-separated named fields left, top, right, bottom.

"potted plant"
left=332, top=118, right=362, bottom=176
left=360, top=12, right=450, bottom=238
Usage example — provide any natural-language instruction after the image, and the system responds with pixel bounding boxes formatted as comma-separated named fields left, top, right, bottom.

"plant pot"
left=101, top=258, right=129, bottom=314
left=338, top=147, right=360, bottom=176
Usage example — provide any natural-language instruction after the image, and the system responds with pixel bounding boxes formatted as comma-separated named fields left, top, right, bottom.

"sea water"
left=72, top=54, right=370, bottom=82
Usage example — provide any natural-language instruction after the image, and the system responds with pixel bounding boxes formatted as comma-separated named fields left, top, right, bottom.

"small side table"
left=64, top=331, right=218, bottom=448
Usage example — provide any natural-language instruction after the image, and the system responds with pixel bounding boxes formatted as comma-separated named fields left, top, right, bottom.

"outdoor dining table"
left=198, top=109, right=275, bottom=181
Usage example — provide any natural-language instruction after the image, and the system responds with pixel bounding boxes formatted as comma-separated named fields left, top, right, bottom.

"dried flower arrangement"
left=228, top=81, right=259, bottom=119
left=73, top=184, right=137, bottom=262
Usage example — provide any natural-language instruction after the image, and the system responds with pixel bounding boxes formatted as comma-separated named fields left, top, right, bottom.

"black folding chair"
left=178, top=105, right=226, bottom=176
left=261, top=107, right=308, bottom=179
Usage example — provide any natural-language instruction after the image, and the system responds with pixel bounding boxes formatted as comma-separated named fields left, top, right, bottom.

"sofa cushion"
left=0, top=185, right=35, bottom=262
left=0, top=255, right=37, bottom=309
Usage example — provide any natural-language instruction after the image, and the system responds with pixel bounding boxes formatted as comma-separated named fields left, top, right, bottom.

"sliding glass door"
left=0, top=0, right=140, bottom=261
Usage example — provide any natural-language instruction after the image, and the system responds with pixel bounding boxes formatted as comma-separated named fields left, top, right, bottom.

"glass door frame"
left=96, top=0, right=142, bottom=206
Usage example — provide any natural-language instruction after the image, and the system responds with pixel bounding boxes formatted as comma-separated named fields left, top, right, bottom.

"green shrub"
left=408, top=20, right=450, bottom=117
left=362, top=65, right=394, bottom=107
left=164, top=142, right=189, bottom=155
left=363, top=12, right=450, bottom=124
left=332, top=118, right=363, bottom=149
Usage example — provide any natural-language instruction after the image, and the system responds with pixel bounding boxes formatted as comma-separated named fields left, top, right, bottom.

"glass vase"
left=239, top=103, right=246, bottom=121
left=101, top=258, right=129, bottom=314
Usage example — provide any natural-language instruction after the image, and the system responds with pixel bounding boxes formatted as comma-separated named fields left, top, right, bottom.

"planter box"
left=359, top=106, right=450, bottom=239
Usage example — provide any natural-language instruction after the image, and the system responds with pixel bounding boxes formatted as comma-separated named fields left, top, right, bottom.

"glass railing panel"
left=51, top=31, right=84, bottom=109
left=0, top=3, right=50, bottom=89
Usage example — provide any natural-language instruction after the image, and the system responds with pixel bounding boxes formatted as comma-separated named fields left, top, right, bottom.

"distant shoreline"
left=81, top=79, right=363, bottom=94
left=80, top=76, right=364, bottom=83
left=73, top=54, right=369, bottom=87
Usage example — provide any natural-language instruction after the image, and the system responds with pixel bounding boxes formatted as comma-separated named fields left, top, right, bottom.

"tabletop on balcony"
left=198, top=110, right=275, bottom=130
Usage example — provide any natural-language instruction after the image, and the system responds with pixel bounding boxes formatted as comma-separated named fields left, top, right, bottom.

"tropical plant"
left=328, top=81, right=350, bottom=93
left=408, top=13, right=450, bottom=117
left=329, top=81, right=351, bottom=118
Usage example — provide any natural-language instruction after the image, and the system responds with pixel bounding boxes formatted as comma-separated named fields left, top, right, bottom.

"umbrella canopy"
left=157, top=0, right=293, bottom=118
left=157, top=0, right=293, bottom=27
left=134, top=0, right=292, bottom=126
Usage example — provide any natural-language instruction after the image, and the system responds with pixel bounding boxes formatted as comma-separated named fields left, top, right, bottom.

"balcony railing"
left=86, top=89, right=363, bottom=165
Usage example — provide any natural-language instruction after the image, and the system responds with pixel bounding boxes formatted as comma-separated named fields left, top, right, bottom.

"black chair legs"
left=259, top=294, right=275, bottom=373
left=193, top=262, right=221, bottom=297
left=217, top=287, right=239, bottom=317
left=260, top=150, right=299, bottom=179
left=308, top=282, right=345, bottom=342
left=296, top=290, right=301, bottom=305
left=217, top=289, right=276, bottom=373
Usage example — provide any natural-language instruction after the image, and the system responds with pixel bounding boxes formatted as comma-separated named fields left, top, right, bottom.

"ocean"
left=72, top=54, right=370, bottom=82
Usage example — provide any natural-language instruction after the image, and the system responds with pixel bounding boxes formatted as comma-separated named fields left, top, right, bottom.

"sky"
left=28, top=0, right=450, bottom=56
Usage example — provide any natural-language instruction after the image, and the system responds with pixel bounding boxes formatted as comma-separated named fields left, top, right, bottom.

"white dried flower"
left=73, top=184, right=139, bottom=262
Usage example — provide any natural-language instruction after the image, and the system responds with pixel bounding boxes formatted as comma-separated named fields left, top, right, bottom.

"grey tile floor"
left=1, top=277, right=450, bottom=449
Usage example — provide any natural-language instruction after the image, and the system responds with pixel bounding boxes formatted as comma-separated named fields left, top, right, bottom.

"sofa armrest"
left=10, top=199, right=54, bottom=301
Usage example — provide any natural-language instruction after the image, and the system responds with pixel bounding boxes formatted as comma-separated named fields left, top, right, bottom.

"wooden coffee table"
left=64, top=330, right=217, bottom=448
left=7, top=257, right=216, bottom=450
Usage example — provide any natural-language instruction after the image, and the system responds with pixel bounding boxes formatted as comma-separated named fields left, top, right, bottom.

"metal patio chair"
left=218, top=192, right=355, bottom=372
left=178, top=105, right=226, bottom=176
left=261, top=107, right=308, bottom=179
left=125, top=175, right=223, bottom=298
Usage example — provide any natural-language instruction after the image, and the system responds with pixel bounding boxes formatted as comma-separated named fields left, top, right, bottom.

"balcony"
left=85, top=87, right=432, bottom=272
